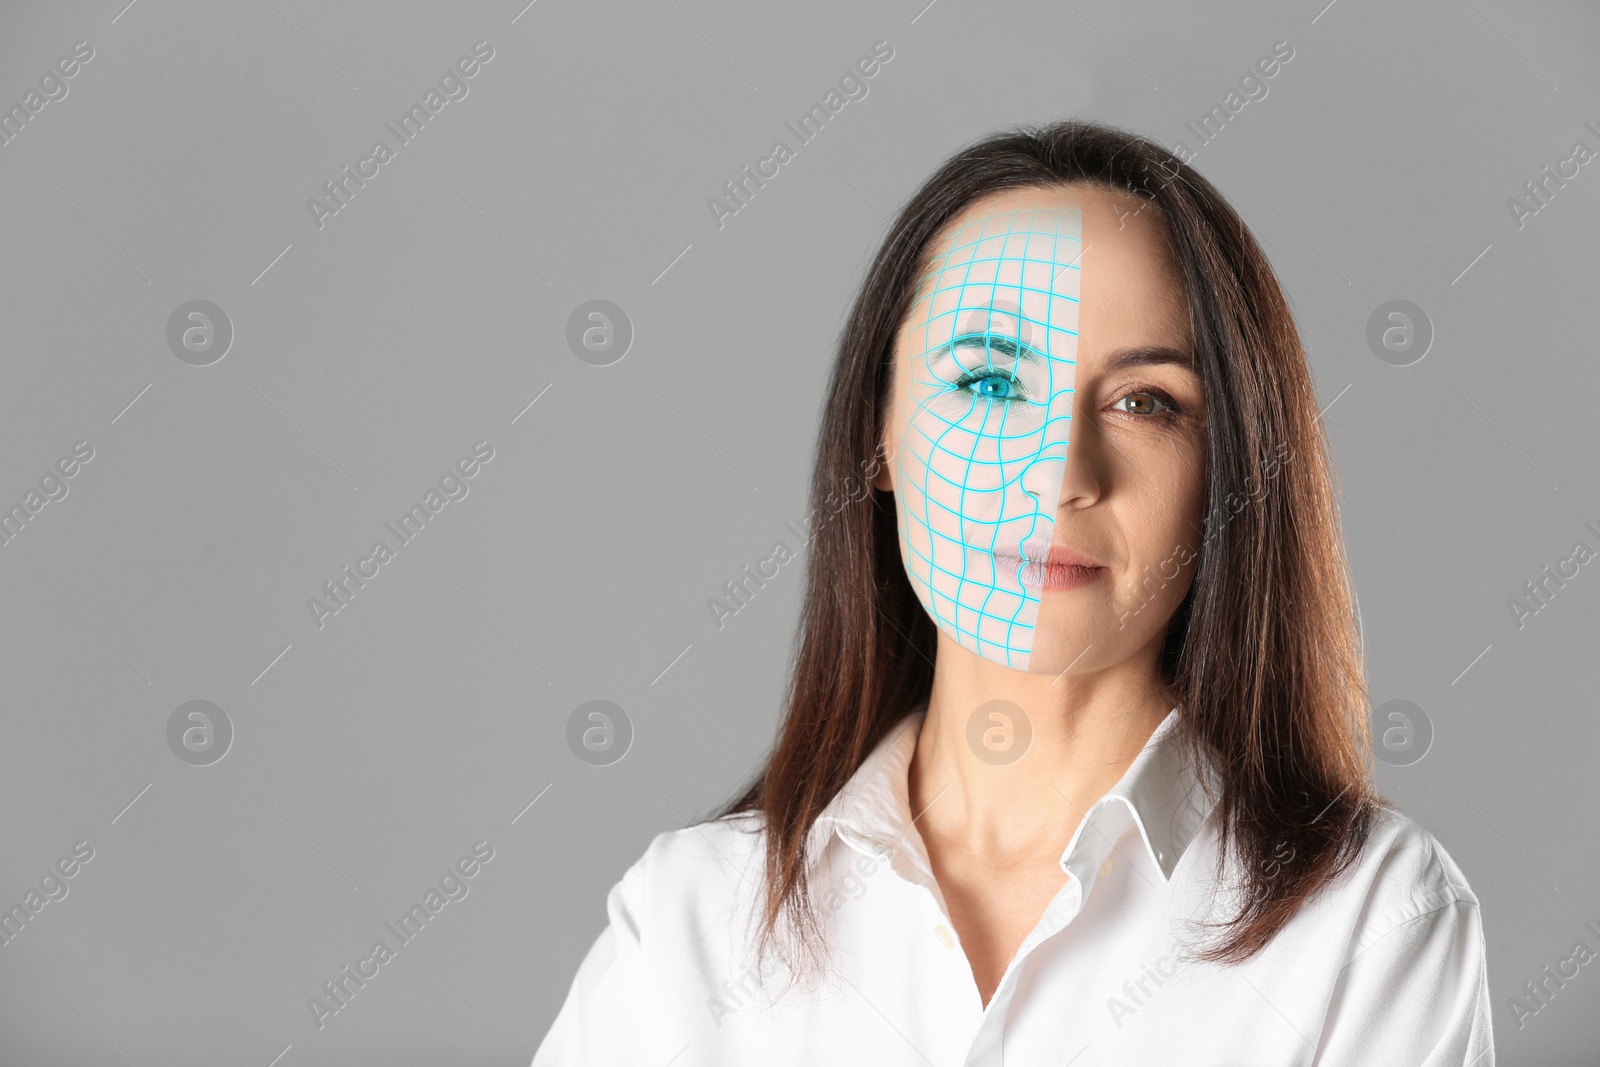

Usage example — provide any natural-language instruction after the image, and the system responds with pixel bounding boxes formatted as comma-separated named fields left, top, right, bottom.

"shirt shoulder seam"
left=1341, top=890, right=1479, bottom=972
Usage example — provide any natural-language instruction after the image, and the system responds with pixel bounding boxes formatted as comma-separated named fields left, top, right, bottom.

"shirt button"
left=934, top=924, right=955, bottom=949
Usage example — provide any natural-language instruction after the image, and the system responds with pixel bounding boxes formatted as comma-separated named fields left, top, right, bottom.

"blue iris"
left=959, top=371, right=1021, bottom=401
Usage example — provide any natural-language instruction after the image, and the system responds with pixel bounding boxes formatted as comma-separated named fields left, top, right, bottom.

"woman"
left=532, top=120, right=1493, bottom=1065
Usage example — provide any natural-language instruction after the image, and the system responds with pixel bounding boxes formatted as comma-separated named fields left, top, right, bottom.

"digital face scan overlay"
left=887, top=192, right=1095, bottom=674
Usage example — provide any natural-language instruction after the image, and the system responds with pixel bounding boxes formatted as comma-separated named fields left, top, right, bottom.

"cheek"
left=1119, top=450, right=1206, bottom=575
left=895, top=396, right=1048, bottom=538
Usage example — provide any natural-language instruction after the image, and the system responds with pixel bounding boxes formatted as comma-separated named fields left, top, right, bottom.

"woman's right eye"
left=941, top=333, right=1042, bottom=404
left=953, top=370, right=1025, bottom=402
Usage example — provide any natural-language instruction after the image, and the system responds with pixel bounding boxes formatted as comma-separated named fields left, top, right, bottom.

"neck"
left=908, top=628, right=1174, bottom=866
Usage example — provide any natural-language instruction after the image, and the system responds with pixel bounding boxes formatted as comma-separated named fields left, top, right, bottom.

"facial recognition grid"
left=893, top=203, right=1083, bottom=670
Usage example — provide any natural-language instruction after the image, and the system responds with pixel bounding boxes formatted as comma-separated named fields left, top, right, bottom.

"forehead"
left=906, top=189, right=1086, bottom=355
left=917, top=190, right=1083, bottom=293
left=905, top=183, right=1190, bottom=356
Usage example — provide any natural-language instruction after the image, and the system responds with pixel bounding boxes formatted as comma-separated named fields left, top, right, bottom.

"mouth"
left=992, top=540, right=1107, bottom=591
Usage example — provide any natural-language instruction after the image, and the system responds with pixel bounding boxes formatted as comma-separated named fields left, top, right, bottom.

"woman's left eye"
left=1111, top=389, right=1183, bottom=417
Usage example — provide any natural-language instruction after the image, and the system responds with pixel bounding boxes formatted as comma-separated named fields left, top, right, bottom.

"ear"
left=869, top=439, right=894, bottom=492
left=872, top=346, right=903, bottom=494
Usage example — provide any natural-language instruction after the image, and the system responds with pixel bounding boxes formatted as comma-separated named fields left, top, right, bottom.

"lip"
left=1018, top=540, right=1105, bottom=569
left=993, top=540, right=1108, bottom=591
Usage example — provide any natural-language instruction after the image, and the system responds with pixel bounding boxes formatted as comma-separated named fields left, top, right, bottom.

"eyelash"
left=951, top=367, right=1032, bottom=403
left=1110, top=385, right=1186, bottom=420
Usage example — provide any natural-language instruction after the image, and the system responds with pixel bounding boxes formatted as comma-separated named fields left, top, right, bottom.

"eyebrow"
left=934, top=336, right=1196, bottom=373
left=949, top=333, right=1042, bottom=365
left=1104, top=345, right=1195, bottom=372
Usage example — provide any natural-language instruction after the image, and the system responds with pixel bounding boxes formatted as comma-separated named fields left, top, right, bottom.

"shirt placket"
left=959, top=803, right=1134, bottom=1066
left=838, top=828, right=991, bottom=1061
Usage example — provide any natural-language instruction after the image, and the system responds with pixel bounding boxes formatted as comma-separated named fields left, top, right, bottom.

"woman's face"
left=875, top=183, right=1208, bottom=676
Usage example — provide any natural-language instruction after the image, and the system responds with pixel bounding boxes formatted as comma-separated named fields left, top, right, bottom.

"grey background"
left=0, top=0, right=1596, bottom=1063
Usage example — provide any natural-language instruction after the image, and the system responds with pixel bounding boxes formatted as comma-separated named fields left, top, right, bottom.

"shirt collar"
left=805, top=705, right=1218, bottom=883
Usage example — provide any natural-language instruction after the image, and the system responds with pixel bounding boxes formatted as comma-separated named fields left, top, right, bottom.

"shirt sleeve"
left=1312, top=891, right=1495, bottom=1066
left=530, top=854, right=648, bottom=1066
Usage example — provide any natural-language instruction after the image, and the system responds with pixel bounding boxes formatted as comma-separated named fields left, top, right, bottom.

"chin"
left=1023, top=622, right=1111, bottom=677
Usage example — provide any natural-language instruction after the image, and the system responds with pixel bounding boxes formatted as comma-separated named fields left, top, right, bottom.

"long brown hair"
left=711, top=118, right=1377, bottom=985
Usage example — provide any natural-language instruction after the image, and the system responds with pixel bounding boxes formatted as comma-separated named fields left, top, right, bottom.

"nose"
left=1020, top=445, right=1066, bottom=507
left=1056, top=405, right=1104, bottom=509
left=1021, top=392, right=1099, bottom=509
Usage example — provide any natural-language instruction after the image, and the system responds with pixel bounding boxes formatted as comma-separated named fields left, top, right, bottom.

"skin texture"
left=883, top=199, right=1085, bottom=672
left=873, top=183, right=1208, bottom=1009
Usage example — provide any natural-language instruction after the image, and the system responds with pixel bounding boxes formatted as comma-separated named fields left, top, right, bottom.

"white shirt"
left=532, top=707, right=1495, bottom=1065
